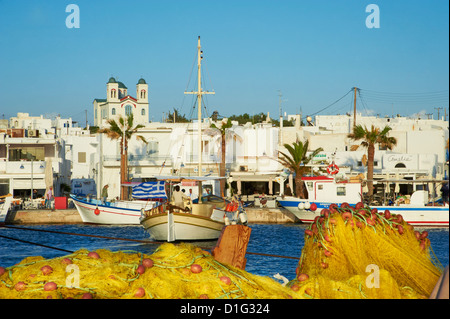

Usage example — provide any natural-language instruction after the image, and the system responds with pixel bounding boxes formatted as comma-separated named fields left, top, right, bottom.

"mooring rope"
left=0, top=233, right=74, bottom=254
left=1, top=225, right=300, bottom=261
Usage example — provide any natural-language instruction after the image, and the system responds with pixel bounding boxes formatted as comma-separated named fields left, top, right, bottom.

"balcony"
left=0, top=159, right=46, bottom=175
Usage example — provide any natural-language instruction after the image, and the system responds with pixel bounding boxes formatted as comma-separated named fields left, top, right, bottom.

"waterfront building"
left=0, top=127, right=68, bottom=199
left=2, top=101, right=447, bottom=204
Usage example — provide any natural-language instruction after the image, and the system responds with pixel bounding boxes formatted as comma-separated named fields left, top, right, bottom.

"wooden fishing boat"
left=140, top=37, right=248, bottom=241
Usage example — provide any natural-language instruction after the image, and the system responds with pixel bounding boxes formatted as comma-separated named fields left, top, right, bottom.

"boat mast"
left=185, top=36, right=215, bottom=201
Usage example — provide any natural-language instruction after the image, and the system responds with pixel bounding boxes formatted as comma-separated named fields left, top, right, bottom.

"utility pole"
left=434, top=107, right=443, bottom=120
left=425, top=113, right=433, bottom=120
left=353, top=87, right=358, bottom=128
left=278, top=90, right=283, bottom=145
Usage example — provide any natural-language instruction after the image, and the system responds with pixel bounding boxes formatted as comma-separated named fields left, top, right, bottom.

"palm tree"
left=277, top=140, right=323, bottom=199
left=347, top=124, right=397, bottom=202
left=99, top=113, right=147, bottom=200
left=205, top=118, right=242, bottom=197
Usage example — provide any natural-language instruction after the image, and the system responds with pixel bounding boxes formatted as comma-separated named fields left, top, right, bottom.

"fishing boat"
left=70, top=194, right=159, bottom=225
left=277, top=176, right=449, bottom=227
left=139, top=176, right=247, bottom=241
left=140, top=37, right=248, bottom=241
left=70, top=181, right=166, bottom=224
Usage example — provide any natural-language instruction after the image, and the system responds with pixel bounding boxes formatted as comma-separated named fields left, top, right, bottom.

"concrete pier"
left=5, top=209, right=83, bottom=225
left=4, top=207, right=299, bottom=225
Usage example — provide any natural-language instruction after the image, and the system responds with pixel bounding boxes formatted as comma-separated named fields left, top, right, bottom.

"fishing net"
left=288, top=203, right=443, bottom=299
left=0, top=202, right=444, bottom=299
left=0, top=243, right=299, bottom=299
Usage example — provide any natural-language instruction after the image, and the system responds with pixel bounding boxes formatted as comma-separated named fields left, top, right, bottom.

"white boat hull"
left=278, top=197, right=449, bottom=227
left=71, top=195, right=156, bottom=225
left=0, top=196, right=13, bottom=223
left=140, top=212, right=224, bottom=241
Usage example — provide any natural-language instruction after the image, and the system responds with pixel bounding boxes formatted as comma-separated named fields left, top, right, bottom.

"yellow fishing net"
left=289, top=203, right=443, bottom=299
left=0, top=243, right=299, bottom=299
left=0, top=203, right=443, bottom=299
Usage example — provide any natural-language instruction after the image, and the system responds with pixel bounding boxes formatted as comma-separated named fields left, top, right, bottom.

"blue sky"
left=0, top=0, right=448, bottom=125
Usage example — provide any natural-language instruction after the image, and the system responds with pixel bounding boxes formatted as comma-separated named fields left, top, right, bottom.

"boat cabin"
left=301, top=176, right=362, bottom=204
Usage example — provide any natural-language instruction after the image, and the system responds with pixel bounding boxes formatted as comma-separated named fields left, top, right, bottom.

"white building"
left=0, top=128, right=68, bottom=199
left=0, top=112, right=96, bottom=200
left=93, top=77, right=149, bottom=127
left=2, top=103, right=447, bottom=203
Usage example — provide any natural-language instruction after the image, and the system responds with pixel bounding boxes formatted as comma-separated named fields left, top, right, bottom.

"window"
left=112, top=108, right=116, bottom=115
left=125, top=104, right=132, bottom=116
left=147, top=141, right=159, bottom=155
left=9, top=147, right=45, bottom=161
left=141, top=90, right=146, bottom=99
left=358, top=160, right=378, bottom=167
left=337, top=186, right=346, bottom=196
left=78, top=152, right=86, bottom=163
left=141, top=108, right=145, bottom=115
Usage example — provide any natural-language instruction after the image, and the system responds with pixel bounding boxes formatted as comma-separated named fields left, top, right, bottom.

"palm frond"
left=135, top=135, right=148, bottom=144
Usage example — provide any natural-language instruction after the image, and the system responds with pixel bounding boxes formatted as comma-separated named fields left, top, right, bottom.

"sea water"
left=0, top=224, right=448, bottom=282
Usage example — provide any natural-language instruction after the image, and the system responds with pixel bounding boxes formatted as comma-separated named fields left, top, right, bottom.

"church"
left=93, top=77, right=149, bottom=127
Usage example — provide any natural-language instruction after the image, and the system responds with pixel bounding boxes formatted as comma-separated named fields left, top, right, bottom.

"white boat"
left=0, top=194, right=14, bottom=224
left=70, top=194, right=159, bottom=225
left=140, top=36, right=248, bottom=242
left=277, top=176, right=449, bottom=227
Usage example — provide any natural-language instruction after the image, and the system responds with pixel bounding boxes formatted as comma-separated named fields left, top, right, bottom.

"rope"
left=1, top=225, right=300, bottom=261
left=0, top=233, right=74, bottom=254
left=2, top=225, right=161, bottom=245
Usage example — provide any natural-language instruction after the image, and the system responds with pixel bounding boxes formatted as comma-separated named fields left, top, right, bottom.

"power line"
left=359, top=89, right=449, bottom=103
left=304, top=88, right=354, bottom=119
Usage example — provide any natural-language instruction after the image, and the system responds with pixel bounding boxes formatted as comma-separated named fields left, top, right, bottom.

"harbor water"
left=0, top=224, right=448, bottom=282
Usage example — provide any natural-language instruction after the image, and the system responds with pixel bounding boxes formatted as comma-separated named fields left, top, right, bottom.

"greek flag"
left=132, top=181, right=167, bottom=199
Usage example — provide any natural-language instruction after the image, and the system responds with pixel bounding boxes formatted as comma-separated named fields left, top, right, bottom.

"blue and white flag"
left=132, top=181, right=167, bottom=199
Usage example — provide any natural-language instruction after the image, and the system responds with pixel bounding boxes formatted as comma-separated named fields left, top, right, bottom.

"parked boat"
left=139, top=176, right=247, bottom=241
left=70, top=194, right=158, bottom=225
left=70, top=180, right=166, bottom=224
left=277, top=176, right=449, bottom=227
left=0, top=194, right=14, bottom=224
left=140, top=37, right=248, bottom=242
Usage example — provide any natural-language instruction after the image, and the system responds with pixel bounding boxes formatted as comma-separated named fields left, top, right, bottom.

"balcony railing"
left=103, top=155, right=172, bottom=166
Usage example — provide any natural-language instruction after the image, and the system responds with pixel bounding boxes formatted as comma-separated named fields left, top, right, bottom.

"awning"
left=230, top=173, right=278, bottom=182
left=13, top=178, right=46, bottom=189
